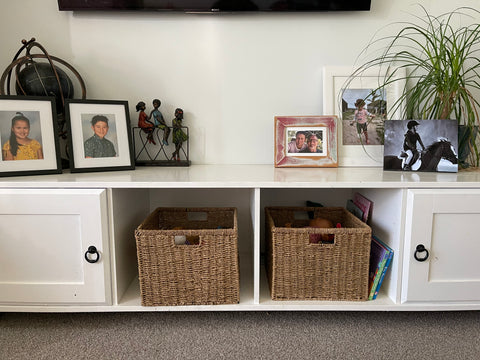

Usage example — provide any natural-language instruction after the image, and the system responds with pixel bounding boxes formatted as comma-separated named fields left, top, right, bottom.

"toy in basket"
left=265, top=206, right=372, bottom=301
left=135, top=207, right=240, bottom=306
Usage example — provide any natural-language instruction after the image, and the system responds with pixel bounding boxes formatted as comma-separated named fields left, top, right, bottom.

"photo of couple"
left=274, top=115, right=337, bottom=168
left=286, top=128, right=326, bottom=156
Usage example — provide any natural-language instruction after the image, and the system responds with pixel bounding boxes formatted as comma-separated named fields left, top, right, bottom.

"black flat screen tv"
left=58, top=1, right=371, bottom=12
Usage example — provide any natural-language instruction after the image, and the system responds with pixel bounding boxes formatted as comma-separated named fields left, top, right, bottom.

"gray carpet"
left=1, top=311, right=479, bottom=359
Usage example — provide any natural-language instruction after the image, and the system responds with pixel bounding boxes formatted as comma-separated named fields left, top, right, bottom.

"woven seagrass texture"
left=265, top=206, right=371, bottom=301
left=135, top=207, right=240, bottom=306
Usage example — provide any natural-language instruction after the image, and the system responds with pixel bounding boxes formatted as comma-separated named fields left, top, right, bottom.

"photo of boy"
left=83, top=114, right=117, bottom=158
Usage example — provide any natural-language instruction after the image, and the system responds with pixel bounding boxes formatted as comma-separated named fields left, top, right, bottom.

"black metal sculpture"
left=133, top=100, right=190, bottom=166
left=0, top=38, right=86, bottom=139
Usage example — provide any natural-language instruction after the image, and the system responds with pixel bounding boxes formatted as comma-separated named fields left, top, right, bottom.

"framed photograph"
left=274, top=116, right=338, bottom=168
left=384, top=119, right=458, bottom=173
left=0, top=96, right=61, bottom=177
left=323, top=66, right=406, bottom=167
left=66, top=99, right=134, bottom=173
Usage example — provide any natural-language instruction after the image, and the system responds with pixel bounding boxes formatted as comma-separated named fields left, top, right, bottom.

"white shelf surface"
left=4, top=270, right=479, bottom=311
left=1, top=165, right=480, bottom=189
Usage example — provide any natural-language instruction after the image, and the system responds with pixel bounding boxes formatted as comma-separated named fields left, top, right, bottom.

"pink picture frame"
left=274, top=116, right=338, bottom=168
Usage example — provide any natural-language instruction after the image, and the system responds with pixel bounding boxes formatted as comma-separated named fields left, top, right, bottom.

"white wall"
left=1, top=0, right=479, bottom=165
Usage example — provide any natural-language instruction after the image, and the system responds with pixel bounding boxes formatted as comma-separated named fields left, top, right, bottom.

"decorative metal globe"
left=16, top=62, right=75, bottom=115
left=0, top=38, right=86, bottom=136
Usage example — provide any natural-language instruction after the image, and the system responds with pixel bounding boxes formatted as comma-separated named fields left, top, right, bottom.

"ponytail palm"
left=346, top=6, right=480, bottom=167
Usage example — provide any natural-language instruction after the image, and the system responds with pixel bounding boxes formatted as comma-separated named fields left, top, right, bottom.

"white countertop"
left=1, top=164, right=479, bottom=188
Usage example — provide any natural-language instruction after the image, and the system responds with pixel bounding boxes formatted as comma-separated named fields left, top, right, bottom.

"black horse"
left=384, top=139, right=458, bottom=171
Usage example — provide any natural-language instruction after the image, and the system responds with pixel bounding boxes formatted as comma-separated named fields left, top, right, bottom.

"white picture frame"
left=323, top=66, right=406, bottom=167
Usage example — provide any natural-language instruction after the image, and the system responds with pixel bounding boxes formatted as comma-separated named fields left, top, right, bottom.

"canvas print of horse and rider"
left=383, top=119, right=458, bottom=172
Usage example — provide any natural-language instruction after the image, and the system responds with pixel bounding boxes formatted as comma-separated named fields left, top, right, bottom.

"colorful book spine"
left=372, top=250, right=394, bottom=300
left=370, top=236, right=393, bottom=300
left=368, top=236, right=389, bottom=300
left=368, top=253, right=388, bottom=300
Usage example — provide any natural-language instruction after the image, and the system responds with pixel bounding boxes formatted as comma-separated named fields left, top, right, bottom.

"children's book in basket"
left=368, top=235, right=393, bottom=300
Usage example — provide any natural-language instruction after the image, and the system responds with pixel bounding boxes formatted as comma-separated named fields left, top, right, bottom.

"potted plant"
left=344, top=6, right=480, bottom=168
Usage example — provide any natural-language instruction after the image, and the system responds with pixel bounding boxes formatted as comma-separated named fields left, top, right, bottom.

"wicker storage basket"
left=135, top=207, right=240, bottom=306
left=265, top=206, right=371, bottom=301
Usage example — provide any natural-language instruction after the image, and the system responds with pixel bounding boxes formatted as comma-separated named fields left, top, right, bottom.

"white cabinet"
left=0, top=189, right=111, bottom=305
left=1, top=166, right=480, bottom=311
left=402, top=189, right=480, bottom=303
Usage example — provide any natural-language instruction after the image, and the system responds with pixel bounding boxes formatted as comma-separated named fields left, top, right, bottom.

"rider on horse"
left=402, top=120, right=425, bottom=170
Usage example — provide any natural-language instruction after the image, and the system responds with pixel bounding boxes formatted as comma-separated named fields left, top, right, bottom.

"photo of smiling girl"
left=2, top=111, right=44, bottom=161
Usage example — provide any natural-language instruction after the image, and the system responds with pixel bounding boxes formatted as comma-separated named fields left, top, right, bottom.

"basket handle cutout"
left=174, top=235, right=201, bottom=246
left=309, top=233, right=335, bottom=245
left=187, top=211, right=208, bottom=221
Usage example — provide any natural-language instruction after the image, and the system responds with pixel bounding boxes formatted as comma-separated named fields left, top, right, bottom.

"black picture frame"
left=0, top=95, right=62, bottom=177
left=65, top=99, right=135, bottom=173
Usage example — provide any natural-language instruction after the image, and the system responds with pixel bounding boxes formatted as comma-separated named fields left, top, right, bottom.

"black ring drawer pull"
left=84, top=246, right=100, bottom=263
left=414, top=244, right=429, bottom=262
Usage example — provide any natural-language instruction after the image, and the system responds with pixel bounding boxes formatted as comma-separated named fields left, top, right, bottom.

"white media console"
left=1, top=165, right=479, bottom=312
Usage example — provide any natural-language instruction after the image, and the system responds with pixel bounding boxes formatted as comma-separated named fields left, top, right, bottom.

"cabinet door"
left=402, top=189, right=480, bottom=303
left=0, top=189, right=111, bottom=305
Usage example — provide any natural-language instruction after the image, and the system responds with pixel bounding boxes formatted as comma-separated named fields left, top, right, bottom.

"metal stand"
left=133, top=126, right=190, bottom=166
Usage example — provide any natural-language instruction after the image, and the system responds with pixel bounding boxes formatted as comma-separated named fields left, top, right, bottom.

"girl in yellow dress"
left=2, top=112, right=44, bottom=161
